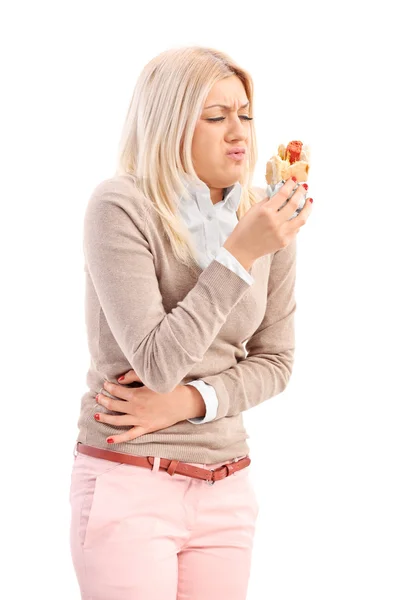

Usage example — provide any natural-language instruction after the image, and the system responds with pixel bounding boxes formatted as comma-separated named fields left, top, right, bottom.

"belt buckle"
left=205, top=457, right=241, bottom=485
left=206, top=468, right=215, bottom=486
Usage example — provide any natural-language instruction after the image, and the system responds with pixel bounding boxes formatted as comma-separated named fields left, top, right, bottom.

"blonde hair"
left=114, top=46, right=260, bottom=272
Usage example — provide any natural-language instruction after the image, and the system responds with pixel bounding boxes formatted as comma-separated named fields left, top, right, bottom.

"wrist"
left=182, top=384, right=206, bottom=420
left=222, top=241, right=254, bottom=272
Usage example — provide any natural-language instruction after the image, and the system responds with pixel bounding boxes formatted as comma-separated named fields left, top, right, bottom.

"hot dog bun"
left=265, top=140, right=311, bottom=186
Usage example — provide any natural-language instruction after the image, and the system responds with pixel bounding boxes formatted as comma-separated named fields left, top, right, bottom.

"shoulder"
left=85, top=174, right=151, bottom=227
left=88, top=174, right=147, bottom=209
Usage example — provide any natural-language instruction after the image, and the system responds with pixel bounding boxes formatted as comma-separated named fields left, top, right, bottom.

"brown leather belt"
left=76, top=442, right=251, bottom=485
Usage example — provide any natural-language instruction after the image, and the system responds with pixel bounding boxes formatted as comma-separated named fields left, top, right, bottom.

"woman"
left=69, top=45, right=313, bottom=600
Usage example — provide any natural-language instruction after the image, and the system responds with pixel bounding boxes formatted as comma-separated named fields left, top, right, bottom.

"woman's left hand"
left=95, top=369, right=192, bottom=445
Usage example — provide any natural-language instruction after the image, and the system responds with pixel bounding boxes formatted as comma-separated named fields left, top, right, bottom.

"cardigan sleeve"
left=83, top=179, right=253, bottom=395
left=199, top=236, right=297, bottom=420
left=214, top=246, right=255, bottom=285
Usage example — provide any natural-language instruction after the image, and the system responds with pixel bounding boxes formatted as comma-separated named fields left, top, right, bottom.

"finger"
left=95, top=412, right=136, bottom=426
left=284, top=197, right=313, bottom=234
left=102, top=381, right=132, bottom=401
left=278, top=183, right=309, bottom=221
left=261, top=178, right=299, bottom=210
left=294, top=195, right=313, bottom=222
left=97, top=392, right=132, bottom=413
left=117, top=369, right=142, bottom=384
left=107, top=426, right=149, bottom=445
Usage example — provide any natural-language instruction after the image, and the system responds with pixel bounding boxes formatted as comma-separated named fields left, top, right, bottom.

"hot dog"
left=265, top=140, right=311, bottom=220
left=265, top=140, right=311, bottom=187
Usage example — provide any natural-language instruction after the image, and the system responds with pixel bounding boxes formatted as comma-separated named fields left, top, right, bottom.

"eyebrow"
left=204, top=102, right=250, bottom=110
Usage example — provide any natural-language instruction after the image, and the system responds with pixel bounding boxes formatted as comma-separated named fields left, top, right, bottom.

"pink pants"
left=69, top=446, right=259, bottom=599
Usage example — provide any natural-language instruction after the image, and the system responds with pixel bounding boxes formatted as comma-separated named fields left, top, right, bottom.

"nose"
left=226, top=116, right=247, bottom=142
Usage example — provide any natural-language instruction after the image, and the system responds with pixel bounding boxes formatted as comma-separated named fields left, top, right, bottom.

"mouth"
left=226, top=150, right=246, bottom=162
left=226, top=152, right=246, bottom=162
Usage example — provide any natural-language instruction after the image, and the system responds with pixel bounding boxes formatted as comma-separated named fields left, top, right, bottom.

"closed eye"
left=207, top=116, right=253, bottom=122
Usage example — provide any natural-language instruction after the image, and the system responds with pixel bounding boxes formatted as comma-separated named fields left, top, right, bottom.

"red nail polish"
left=309, top=198, right=313, bottom=203
left=94, top=413, right=100, bottom=420
left=291, top=176, right=297, bottom=182
left=107, top=438, right=114, bottom=444
left=118, top=376, right=125, bottom=382
left=96, top=394, right=99, bottom=401
left=302, top=183, right=308, bottom=190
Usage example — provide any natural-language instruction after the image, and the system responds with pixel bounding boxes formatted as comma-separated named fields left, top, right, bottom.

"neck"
left=210, top=187, right=224, bottom=205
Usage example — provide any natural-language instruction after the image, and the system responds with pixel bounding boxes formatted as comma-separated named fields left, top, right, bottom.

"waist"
left=76, top=402, right=249, bottom=465
left=75, top=442, right=250, bottom=482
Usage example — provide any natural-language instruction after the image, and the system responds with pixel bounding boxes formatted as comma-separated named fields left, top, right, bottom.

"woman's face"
left=191, top=75, right=252, bottom=202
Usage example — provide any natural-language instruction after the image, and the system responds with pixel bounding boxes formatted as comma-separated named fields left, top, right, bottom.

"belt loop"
left=152, top=456, right=161, bottom=473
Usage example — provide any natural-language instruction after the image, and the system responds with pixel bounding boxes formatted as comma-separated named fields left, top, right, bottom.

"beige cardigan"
left=75, top=175, right=297, bottom=463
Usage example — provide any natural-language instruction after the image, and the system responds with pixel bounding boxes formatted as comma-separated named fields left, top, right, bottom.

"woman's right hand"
left=223, top=178, right=313, bottom=270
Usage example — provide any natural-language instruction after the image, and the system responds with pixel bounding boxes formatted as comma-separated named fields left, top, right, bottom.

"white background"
left=2, top=1, right=399, bottom=598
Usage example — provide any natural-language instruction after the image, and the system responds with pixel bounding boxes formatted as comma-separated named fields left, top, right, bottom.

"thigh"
left=69, top=453, right=182, bottom=600
left=177, top=466, right=259, bottom=600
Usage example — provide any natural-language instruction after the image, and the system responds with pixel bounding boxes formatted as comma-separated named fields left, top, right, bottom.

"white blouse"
left=177, top=177, right=256, bottom=424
